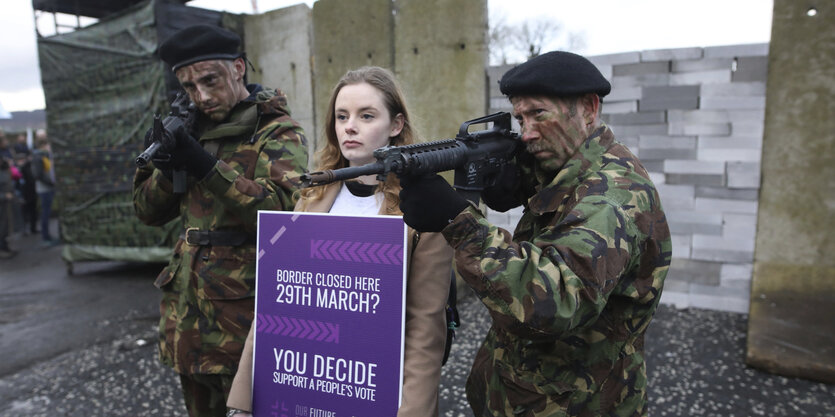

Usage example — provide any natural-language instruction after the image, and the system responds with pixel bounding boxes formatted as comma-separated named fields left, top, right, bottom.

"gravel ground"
left=1, top=293, right=833, bottom=416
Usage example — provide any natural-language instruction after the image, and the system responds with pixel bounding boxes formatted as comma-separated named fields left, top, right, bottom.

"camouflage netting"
left=37, top=0, right=237, bottom=265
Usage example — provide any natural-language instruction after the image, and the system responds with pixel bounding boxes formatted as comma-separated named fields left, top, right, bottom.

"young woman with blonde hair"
left=227, top=66, right=453, bottom=417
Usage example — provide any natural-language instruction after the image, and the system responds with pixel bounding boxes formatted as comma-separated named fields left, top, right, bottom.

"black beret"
left=159, top=24, right=242, bottom=71
left=499, top=51, right=611, bottom=98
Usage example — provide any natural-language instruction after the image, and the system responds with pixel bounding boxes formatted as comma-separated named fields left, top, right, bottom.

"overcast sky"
left=0, top=0, right=772, bottom=113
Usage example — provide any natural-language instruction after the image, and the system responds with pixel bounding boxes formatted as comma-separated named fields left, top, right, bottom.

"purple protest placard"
left=253, top=211, right=407, bottom=417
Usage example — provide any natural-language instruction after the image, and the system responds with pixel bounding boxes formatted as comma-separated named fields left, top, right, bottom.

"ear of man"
left=582, top=93, right=600, bottom=126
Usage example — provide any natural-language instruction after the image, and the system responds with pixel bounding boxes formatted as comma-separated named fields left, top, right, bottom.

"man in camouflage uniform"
left=398, top=51, right=671, bottom=416
left=132, top=24, right=308, bottom=417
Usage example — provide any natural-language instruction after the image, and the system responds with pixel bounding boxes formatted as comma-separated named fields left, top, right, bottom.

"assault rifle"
left=300, top=112, right=520, bottom=203
left=134, top=92, right=196, bottom=193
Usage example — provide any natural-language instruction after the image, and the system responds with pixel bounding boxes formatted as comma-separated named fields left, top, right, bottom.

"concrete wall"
left=311, top=0, right=394, bottom=145
left=393, top=0, right=487, bottom=141
left=245, top=0, right=486, bottom=163
left=243, top=4, right=315, bottom=157
left=745, top=0, right=834, bottom=383
left=487, top=43, right=770, bottom=314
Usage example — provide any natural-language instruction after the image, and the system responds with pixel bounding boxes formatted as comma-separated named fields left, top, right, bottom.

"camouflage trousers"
left=179, top=373, right=235, bottom=417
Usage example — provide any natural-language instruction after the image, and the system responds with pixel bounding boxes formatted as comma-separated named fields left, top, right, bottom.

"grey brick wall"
left=486, top=44, right=768, bottom=313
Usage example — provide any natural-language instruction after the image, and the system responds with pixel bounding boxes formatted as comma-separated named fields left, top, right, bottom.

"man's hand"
left=398, top=174, right=469, bottom=232
left=173, top=132, right=217, bottom=180
left=143, top=127, right=177, bottom=175
left=481, top=163, right=523, bottom=212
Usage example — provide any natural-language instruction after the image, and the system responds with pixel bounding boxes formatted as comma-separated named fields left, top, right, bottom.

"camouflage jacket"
left=132, top=86, right=309, bottom=375
left=443, top=124, right=671, bottom=416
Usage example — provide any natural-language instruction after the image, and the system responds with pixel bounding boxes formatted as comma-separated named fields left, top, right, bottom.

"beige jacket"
left=227, top=182, right=453, bottom=416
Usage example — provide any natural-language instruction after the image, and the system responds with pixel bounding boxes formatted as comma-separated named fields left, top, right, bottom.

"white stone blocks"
left=730, top=122, right=765, bottom=139
left=604, top=111, right=666, bottom=125
left=671, top=233, right=692, bottom=258
left=588, top=51, right=641, bottom=66
left=723, top=213, right=758, bottom=238
left=666, top=210, right=723, bottom=235
left=720, top=263, right=753, bottom=289
left=732, top=56, right=769, bottom=82
left=726, top=161, right=762, bottom=189
left=656, top=184, right=696, bottom=210
left=703, top=43, right=769, bottom=58
left=605, top=86, right=642, bottom=102
left=691, top=234, right=755, bottom=263
left=641, top=47, right=703, bottom=61
left=694, top=197, right=758, bottom=214
left=668, top=122, right=731, bottom=136
left=697, top=148, right=761, bottom=162
left=601, top=100, right=638, bottom=114
left=700, top=96, right=766, bottom=110
left=617, top=135, right=640, bottom=150
left=664, top=159, right=725, bottom=175
left=695, top=186, right=759, bottom=201
left=688, top=283, right=750, bottom=313
left=669, top=258, right=722, bottom=284
left=672, top=57, right=734, bottom=73
left=648, top=172, right=665, bottom=185
left=698, top=136, right=762, bottom=150
left=665, top=173, right=725, bottom=187
left=701, top=82, right=766, bottom=96
left=612, top=73, right=671, bottom=88
left=641, top=135, right=697, bottom=149
left=613, top=61, right=670, bottom=76
left=595, top=64, right=613, bottom=81
left=668, top=109, right=732, bottom=124
left=609, top=124, right=668, bottom=136
left=670, top=70, right=732, bottom=85
left=639, top=135, right=696, bottom=161
left=640, top=85, right=700, bottom=111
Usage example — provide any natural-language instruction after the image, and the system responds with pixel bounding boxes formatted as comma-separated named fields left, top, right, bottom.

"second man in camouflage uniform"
left=132, top=24, right=308, bottom=417
left=398, top=51, right=671, bottom=416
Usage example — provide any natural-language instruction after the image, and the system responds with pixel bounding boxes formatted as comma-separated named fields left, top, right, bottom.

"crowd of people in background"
left=0, top=127, right=58, bottom=259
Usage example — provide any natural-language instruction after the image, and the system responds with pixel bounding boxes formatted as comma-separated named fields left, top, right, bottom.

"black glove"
left=143, top=127, right=178, bottom=176
left=172, top=132, right=217, bottom=180
left=481, top=163, right=523, bottom=212
left=399, top=174, right=469, bottom=232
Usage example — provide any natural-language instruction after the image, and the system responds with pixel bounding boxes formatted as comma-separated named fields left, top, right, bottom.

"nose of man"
left=520, top=125, right=539, bottom=143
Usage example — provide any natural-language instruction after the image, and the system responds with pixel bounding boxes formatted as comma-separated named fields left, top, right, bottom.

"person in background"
left=226, top=66, right=453, bottom=417
left=0, top=156, right=16, bottom=259
left=31, top=137, right=57, bottom=247
left=13, top=133, right=31, bottom=156
left=397, top=51, right=671, bottom=416
left=14, top=151, right=38, bottom=236
left=132, top=24, right=308, bottom=417
left=0, top=134, right=12, bottom=161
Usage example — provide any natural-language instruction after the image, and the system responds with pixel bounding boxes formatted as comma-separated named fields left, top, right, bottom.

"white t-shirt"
left=329, top=182, right=381, bottom=216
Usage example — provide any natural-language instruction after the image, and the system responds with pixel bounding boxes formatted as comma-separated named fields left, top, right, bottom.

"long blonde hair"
left=298, top=66, right=416, bottom=214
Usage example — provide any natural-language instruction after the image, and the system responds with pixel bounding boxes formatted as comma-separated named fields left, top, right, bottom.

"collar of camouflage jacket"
left=197, top=84, right=286, bottom=141
left=198, top=101, right=259, bottom=141
left=526, top=123, right=615, bottom=215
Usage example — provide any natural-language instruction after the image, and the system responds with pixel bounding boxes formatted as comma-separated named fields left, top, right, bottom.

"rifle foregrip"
left=399, top=141, right=467, bottom=176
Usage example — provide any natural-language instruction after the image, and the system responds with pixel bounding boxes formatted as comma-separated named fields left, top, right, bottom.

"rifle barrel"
left=135, top=141, right=162, bottom=168
left=300, top=162, right=385, bottom=188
